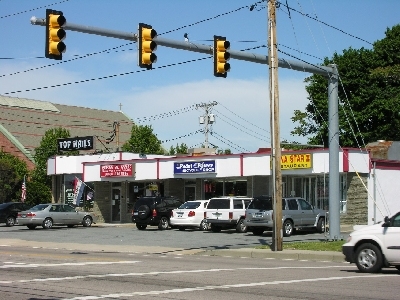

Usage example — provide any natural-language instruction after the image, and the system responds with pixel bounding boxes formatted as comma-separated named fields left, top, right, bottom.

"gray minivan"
left=245, top=195, right=326, bottom=237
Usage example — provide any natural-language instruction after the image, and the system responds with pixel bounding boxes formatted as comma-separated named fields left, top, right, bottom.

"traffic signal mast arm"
left=30, top=16, right=333, bottom=77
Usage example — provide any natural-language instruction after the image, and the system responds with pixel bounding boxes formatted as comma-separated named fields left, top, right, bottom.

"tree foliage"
left=168, top=143, right=188, bottom=155
left=122, top=124, right=164, bottom=154
left=0, top=152, right=28, bottom=203
left=32, top=128, right=77, bottom=187
left=291, top=24, right=400, bottom=147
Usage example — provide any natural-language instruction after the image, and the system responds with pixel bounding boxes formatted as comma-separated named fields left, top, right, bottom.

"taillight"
left=17, top=213, right=22, bottom=217
left=171, top=210, right=174, bottom=217
left=152, top=209, right=157, bottom=217
left=188, top=211, right=195, bottom=217
left=229, top=212, right=233, bottom=220
left=204, top=211, right=207, bottom=219
left=26, top=213, right=36, bottom=217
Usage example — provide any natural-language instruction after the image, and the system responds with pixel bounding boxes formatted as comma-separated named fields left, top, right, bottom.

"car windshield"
left=178, top=202, right=201, bottom=209
left=30, top=204, right=50, bottom=211
left=248, top=198, right=273, bottom=210
left=207, top=199, right=230, bottom=209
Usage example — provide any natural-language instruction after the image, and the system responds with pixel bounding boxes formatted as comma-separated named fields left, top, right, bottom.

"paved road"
left=1, top=246, right=400, bottom=300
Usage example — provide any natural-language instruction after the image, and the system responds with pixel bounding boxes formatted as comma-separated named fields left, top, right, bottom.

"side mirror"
left=382, top=216, right=390, bottom=227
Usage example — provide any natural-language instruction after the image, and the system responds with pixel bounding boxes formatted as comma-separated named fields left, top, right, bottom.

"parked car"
left=205, top=196, right=252, bottom=233
left=245, top=195, right=326, bottom=237
left=131, top=196, right=184, bottom=230
left=170, top=200, right=210, bottom=231
left=0, top=202, right=32, bottom=227
left=342, top=211, right=400, bottom=273
left=16, top=203, right=97, bottom=229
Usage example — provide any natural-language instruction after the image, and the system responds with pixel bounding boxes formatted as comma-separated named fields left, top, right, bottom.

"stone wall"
left=93, top=181, right=111, bottom=223
left=340, top=173, right=368, bottom=225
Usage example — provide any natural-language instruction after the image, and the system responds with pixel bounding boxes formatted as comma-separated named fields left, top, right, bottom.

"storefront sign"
left=58, top=136, right=94, bottom=151
left=174, top=160, right=216, bottom=174
left=280, top=153, right=312, bottom=169
left=100, top=164, right=134, bottom=177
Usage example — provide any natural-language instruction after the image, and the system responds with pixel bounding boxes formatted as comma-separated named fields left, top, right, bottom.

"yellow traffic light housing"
left=214, top=35, right=230, bottom=78
left=45, top=9, right=66, bottom=60
left=138, top=23, right=157, bottom=69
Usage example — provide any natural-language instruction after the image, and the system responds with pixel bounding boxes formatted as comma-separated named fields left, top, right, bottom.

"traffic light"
left=213, top=35, right=230, bottom=78
left=138, top=23, right=157, bottom=69
left=45, top=9, right=66, bottom=60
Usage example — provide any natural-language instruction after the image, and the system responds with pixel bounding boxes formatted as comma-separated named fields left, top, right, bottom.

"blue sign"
left=174, top=160, right=216, bottom=174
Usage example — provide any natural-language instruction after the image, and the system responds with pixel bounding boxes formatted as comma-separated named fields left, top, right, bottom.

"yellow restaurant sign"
left=277, top=153, right=312, bottom=170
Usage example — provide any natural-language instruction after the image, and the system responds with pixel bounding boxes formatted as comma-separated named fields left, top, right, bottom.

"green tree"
left=24, top=180, right=52, bottom=206
left=168, top=143, right=188, bottom=155
left=0, top=151, right=29, bottom=203
left=122, top=124, right=164, bottom=154
left=291, top=24, right=400, bottom=147
left=32, top=128, right=77, bottom=187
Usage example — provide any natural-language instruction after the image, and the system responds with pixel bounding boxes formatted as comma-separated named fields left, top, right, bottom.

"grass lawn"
left=256, top=240, right=346, bottom=252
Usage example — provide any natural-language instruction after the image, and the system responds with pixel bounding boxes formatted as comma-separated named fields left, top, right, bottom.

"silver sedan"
left=17, top=203, right=97, bottom=230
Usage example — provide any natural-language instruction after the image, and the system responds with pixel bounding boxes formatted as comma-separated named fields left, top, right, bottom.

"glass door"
left=111, top=187, right=121, bottom=222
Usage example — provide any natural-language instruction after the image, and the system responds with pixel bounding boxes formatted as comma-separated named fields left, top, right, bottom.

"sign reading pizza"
left=100, top=164, right=134, bottom=177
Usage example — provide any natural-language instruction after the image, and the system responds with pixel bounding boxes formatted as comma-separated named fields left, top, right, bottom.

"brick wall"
left=0, top=132, right=35, bottom=170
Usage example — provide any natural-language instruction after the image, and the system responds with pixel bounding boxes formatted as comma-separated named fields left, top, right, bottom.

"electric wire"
left=0, top=0, right=70, bottom=19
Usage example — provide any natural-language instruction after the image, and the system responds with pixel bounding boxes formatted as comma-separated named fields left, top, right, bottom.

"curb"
left=198, top=248, right=345, bottom=262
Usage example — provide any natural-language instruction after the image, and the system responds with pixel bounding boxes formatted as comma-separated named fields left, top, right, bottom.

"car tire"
left=199, top=219, right=209, bottom=231
left=316, top=218, right=325, bottom=233
left=138, top=205, right=151, bottom=220
left=252, top=228, right=264, bottom=236
left=283, top=219, right=294, bottom=237
left=210, top=224, right=222, bottom=232
left=158, top=217, right=169, bottom=230
left=355, top=243, right=383, bottom=273
left=82, top=216, right=92, bottom=227
left=236, top=219, right=247, bottom=233
left=27, top=225, right=36, bottom=230
left=6, top=216, right=15, bottom=227
left=42, top=218, right=53, bottom=229
left=136, top=224, right=147, bottom=230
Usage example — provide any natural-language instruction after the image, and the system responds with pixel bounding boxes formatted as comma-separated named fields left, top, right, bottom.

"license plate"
left=255, top=213, right=263, bottom=218
left=133, top=212, right=138, bottom=215
left=22, top=214, right=26, bottom=218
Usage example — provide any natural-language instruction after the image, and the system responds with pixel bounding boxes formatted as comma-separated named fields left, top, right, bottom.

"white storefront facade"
left=47, top=148, right=399, bottom=225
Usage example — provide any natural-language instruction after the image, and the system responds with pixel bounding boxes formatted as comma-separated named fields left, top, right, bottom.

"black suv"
left=131, top=196, right=184, bottom=230
left=0, top=202, right=32, bottom=226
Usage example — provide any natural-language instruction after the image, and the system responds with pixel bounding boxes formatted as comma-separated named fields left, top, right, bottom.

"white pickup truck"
left=342, top=211, right=400, bottom=273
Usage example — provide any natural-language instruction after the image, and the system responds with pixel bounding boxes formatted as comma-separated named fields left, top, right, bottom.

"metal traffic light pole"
left=30, top=15, right=342, bottom=243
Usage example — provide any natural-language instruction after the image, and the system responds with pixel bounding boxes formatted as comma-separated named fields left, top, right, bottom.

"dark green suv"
left=131, top=196, right=184, bottom=230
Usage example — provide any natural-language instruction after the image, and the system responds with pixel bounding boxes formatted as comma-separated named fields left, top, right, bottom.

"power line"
left=0, top=0, right=70, bottom=19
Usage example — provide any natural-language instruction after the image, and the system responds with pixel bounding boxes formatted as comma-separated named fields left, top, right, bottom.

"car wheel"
left=236, top=219, right=247, bottom=233
left=252, top=229, right=264, bottom=236
left=138, top=205, right=151, bottom=220
left=82, top=216, right=92, bottom=227
left=355, top=243, right=383, bottom=273
left=6, top=216, right=15, bottom=227
left=158, top=217, right=169, bottom=230
left=199, top=219, right=209, bottom=231
left=316, top=218, right=325, bottom=233
left=27, top=225, right=36, bottom=230
left=283, top=220, right=294, bottom=237
left=210, top=224, right=222, bottom=232
left=136, top=224, right=147, bottom=230
left=42, top=218, right=53, bottom=229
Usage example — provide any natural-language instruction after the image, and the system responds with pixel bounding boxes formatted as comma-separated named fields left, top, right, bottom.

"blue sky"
left=1, top=0, right=399, bottom=153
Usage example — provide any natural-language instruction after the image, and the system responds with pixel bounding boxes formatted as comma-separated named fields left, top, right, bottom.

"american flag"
left=21, top=175, right=26, bottom=203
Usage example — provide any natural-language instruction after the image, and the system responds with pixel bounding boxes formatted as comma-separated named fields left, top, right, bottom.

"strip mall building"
left=47, top=145, right=400, bottom=226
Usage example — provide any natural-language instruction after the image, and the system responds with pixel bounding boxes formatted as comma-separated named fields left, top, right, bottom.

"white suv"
left=342, top=211, right=400, bottom=273
left=205, top=196, right=252, bottom=233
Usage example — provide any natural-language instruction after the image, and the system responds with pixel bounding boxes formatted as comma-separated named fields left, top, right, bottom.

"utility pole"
left=196, top=101, right=217, bottom=148
left=268, top=0, right=283, bottom=251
